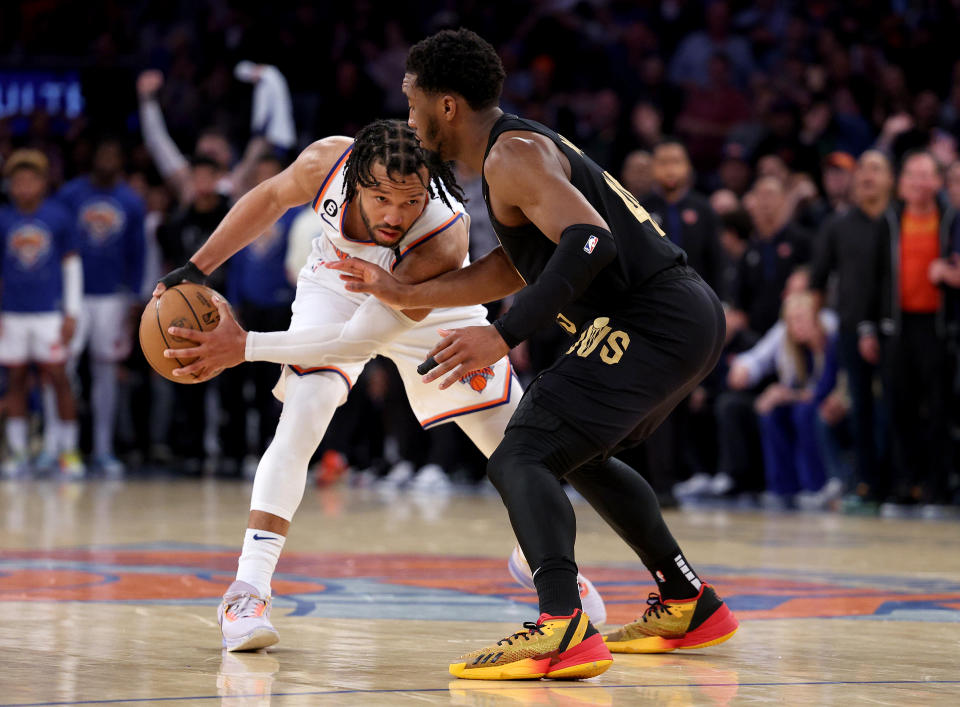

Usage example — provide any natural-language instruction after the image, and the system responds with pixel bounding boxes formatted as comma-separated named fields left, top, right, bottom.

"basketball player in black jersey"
left=330, top=28, right=738, bottom=680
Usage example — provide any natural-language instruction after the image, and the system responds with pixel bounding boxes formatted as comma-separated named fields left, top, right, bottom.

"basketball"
left=139, top=283, right=225, bottom=384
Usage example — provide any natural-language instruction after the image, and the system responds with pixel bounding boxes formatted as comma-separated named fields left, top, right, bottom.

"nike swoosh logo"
left=252, top=533, right=278, bottom=541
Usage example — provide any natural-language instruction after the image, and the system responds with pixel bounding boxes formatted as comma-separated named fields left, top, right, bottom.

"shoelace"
left=497, top=621, right=545, bottom=646
left=225, top=593, right=266, bottom=619
left=641, top=592, right=674, bottom=622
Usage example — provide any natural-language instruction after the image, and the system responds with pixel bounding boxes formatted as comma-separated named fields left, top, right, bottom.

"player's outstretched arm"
left=154, top=137, right=350, bottom=295
left=328, top=245, right=524, bottom=308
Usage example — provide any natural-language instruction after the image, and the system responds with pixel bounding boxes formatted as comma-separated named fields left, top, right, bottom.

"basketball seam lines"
left=166, top=289, right=204, bottom=378
left=154, top=297, right=189, bottom=372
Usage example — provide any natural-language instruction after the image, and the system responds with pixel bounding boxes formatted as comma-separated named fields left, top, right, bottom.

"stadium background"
left=2, top=0, right=960, bottom=512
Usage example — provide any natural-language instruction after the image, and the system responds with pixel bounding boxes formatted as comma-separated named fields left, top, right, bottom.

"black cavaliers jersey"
left=481, top=114, right=685, bottom=332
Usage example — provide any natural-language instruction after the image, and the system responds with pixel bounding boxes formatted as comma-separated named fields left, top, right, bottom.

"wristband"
left=159, top=261, right=207, bottom=289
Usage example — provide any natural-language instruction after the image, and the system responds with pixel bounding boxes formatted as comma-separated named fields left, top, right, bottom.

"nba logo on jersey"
left=584, top=235, right=598, bottom=254
left=80, top=200, right=126, bottom=243
left=10, top=224, right=52, bottom=269
left=459, top=366, right=495, bottom=393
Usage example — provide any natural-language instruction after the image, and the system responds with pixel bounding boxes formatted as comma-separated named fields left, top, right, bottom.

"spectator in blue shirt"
left=0, top=150, right=85, bottom=478
left=58, top=137, right=146, bottom=475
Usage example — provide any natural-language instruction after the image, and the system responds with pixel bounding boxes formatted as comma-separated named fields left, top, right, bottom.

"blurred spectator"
left=710, top=189, right=741, bottom=216
left=713, top=268, right=813, bottom=499
left=794, top=152, right=855, bottom=230
left=717, top=208, right=752, bottom=303
left=674, top=52, right=751, bottom=166
left=885, top=151, right=954, bottom=504
left=57, top=136, right=146, bottom=476
left=668, top=0, right=755, bottom=90
left=730, top=176, right=811, bottom=341
left=621, top=150, right=653, bottom=200
left=219, top=155, right=298, bottom=476
left=810, top=150, right=894, bottom=503
left=136, top=67, right=289, bottom=204
left=156, top=155, right=231, bottom=471
left=642, top=140, right=722, bottom=292
left=0, top=150, right=83, bottom=478
left=715, top=140, right=754, bottom=196
left=946, top=161, right=960, bottom=210
left=749, top=292, right=841, bottom=507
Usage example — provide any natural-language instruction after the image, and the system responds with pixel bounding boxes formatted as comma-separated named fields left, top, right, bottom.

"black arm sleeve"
left=493, top=224, right=617, bottom=347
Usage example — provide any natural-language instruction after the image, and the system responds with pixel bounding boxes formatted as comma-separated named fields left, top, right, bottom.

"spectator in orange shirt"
left=884, top=150, right=956, bottom=505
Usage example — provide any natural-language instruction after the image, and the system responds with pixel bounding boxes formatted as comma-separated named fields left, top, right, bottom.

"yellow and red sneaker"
left=603, top=584, right=738, bottom=653
left=449, top=608, right=613, bottom=680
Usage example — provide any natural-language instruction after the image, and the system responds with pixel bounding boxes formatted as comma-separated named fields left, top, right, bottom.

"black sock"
left=648, top=549, right=701, bottom=600
left=533, top=563, right=582, bottom=617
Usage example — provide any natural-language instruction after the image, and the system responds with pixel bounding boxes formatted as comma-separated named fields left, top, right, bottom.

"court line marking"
left=6, top=680, right=960, bottom=706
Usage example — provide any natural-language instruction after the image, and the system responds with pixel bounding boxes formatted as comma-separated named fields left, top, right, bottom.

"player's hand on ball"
left=153, top=261, right=207, bottom=298
left=326, top=258, right=410, bottom=307
left=163, top=296, right=245, bottom=380
left=423, top=325, right=509, bottom=389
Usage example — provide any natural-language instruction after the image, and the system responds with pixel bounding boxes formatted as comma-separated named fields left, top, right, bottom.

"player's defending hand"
left=422, top=325, right=509, bottom=389
left=163, top=296, right=245, bottom=381
left=326, top=258, right=410, bottom=307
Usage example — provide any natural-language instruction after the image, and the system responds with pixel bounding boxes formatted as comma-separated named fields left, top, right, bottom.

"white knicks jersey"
left=304, top=142, right=470, bottom=275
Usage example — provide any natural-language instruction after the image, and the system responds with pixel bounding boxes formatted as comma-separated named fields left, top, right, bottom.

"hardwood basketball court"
left=2, top=478, right=958, bottom=705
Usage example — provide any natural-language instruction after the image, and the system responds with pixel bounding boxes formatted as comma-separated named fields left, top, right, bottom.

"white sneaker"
left=708, top=472, right=735, bottom=496
left=377, top=460, right=415, bottom=489
left=506, top=546, right=607, bottom=626
left=1, top=454, right=30, bottom=479
left=673, top=472, right=714, bottom=497
left=410, top=464, right=452, bottom=492
left=93, top=454, right=125, bottom=478
left=218, top=580, right=280, bottom=652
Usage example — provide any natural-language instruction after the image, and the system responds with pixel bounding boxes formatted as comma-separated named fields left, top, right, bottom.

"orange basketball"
left=139, top=283, right=225, bottom=384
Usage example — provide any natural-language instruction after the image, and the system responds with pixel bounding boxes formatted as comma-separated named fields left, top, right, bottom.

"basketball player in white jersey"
left=154, top=120, right=605, bottom=651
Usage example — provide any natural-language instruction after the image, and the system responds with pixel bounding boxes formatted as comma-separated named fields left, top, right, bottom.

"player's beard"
left=420, top=113, right=448, bottom=160
left=358, top=200, right=408, bottom=247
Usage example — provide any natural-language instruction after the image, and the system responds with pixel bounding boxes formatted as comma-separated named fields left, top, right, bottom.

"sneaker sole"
left=605, top=603, right=739, bottom=654
left=450, top=634, right=613, bottom=680
left=223, top=627, right=280, bottom=652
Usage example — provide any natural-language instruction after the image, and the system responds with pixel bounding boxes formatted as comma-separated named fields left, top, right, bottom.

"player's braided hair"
left=343, top=119, right=465, bottom=208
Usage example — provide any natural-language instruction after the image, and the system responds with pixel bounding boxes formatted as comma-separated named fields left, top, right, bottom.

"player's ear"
left=441, top=95, right=457, bottom=122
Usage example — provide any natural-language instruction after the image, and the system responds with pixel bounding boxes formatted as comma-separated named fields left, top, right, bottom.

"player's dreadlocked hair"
left=343, top=119, right=465, bottom=208
left=406, top=28, right=505, bottom=110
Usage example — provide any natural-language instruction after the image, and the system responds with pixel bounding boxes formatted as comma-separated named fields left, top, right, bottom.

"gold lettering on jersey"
left=557, top=134, right=586, bottom=157
left=574, top=317, right=613, bottom=358
left=558, top=132, right=665, bottom=238
left=600, top=330, right=631, bottom=365
left=556, top=312, right=577, bottom=334
left=601, top=171, right=666, bottom=237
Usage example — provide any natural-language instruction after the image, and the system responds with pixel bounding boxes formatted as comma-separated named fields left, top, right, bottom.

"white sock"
left=42, top=385, right=60, bottom=456
left=236, top=528, right=286, bottom=598
left=6, top=417, right=28, bottom=456
left=91, top=360, right=117, bottom=458
left=60, top=420, right=79, bottom=453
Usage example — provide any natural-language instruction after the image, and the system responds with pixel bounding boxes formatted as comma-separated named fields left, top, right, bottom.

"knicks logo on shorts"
left=80, top=200, right=126, bottom=243
left=9, top=224, right=52, bottom=269
left=565, top=316, right=631, bottom=365
left=460, top=366, right=495, bottom=393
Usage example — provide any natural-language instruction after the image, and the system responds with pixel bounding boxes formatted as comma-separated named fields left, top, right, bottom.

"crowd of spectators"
left=2, top=1, right=960, bottom=513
